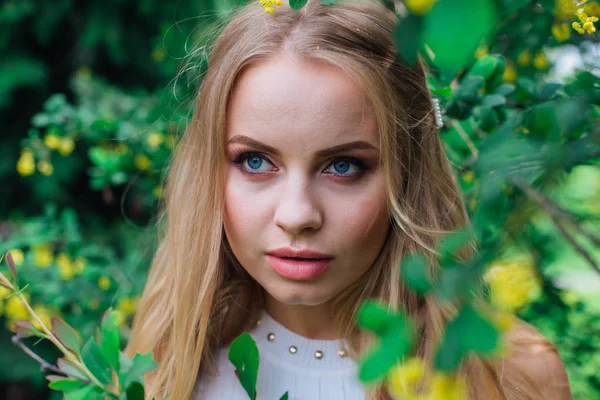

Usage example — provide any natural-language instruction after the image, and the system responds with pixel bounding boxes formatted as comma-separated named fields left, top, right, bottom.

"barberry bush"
left=1, top=0, right=599, bottom=399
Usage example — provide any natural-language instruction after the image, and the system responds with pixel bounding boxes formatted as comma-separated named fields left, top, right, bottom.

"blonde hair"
left=125, top=1, right=557, bottom=399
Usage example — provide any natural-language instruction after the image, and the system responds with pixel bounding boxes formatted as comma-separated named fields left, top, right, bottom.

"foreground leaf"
left=228, top=332, right=259, bottom=400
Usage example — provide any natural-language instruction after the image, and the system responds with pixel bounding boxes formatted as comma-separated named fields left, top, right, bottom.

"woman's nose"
left=273, top=177, right=323, bottom=235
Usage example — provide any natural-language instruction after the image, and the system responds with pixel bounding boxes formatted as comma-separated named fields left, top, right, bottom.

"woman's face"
left=223, top=51, right=390, bottom=310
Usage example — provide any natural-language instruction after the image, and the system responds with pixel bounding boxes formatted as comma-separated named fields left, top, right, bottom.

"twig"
left=11, top=335, right=93, bottom=385
left=512, top=178, right=600, bottom=276
left=451, top=119, right=479, bottom=160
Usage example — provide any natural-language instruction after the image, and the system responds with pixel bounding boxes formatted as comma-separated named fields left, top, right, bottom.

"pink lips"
left=266, top=247, right=334, bottom=280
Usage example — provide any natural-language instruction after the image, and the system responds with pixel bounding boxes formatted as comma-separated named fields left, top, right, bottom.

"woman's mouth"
left=266, top=255, right=333, bottom=280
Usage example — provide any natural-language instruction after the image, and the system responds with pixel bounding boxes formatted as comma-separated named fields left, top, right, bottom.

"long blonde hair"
left=125, top=1, right=556, bottom=399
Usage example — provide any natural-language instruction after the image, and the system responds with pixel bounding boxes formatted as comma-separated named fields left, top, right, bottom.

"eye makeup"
left=227, top=147, right=371, bottom=181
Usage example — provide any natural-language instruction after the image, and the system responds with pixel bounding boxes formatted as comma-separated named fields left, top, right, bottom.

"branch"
left=11, top=335, right=93, bottom=385
left=512, top=178, right=600, bottom=276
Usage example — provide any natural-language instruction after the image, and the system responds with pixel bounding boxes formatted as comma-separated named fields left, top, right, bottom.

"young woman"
left=125, top=1, right=572, bottom=399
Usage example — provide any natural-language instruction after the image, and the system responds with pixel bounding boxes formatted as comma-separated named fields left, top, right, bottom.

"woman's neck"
left=264, top=295, right=339, bottom=340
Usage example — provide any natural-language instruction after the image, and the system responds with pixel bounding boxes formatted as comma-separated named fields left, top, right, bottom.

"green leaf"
left=493, top=83, right=515, bottom=96
left=57, top=358, right=89, bottom=381
left=122, top=352, right=158, bottom=390
left=358, top=315, right=415, bottom=383
left=51, top=317, right=83, bottom=357
left=422, top=0, right=497, bottom=75
left=437, top=228, right=476, bottom=264
left=435, top=304, right=500, bottom=372
left=289, top=0, right=309, bottom=10
left=399, top=253, right=431, bottom=294
left=482, top=94, right=506, bottom=108
left=81, top=339, right=113, bottom=385
left=465, top=55, right=504, bottom=90
left=356, top=301, right=392, bottom=336
left=433, top=266, right=467, bottom=303
left=394, top=14, right=423, bottom=65
left=228, top=333, right=260, bottom=400
left=63, top=386, right=98, bottom=400
left=278, top=392, right=289, bottom=400
left=126, top=382, right=145, bottom=400
left=320, top=0, right=336, bottom=4
left=48, top=378, right=86, bottom=392
left=99, top=308, right=121, bottom=372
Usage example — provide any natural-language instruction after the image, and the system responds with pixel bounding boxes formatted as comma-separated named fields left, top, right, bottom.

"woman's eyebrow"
left=226, top=135, right=380, bottom=157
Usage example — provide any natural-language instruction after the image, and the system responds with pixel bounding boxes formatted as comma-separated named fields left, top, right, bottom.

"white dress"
left=192, top=311, right=366, bottom=400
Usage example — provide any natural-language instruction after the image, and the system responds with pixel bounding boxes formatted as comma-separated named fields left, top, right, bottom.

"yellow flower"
left=517, top=49, right=531, bottom=67
left=533, top=51, right=549, bottom=70
left=115, top=297, right=139, bottom=325
left=554, top=0, right=578, bottom=18
left=98, top=276, right=112, bottom=291
left=5, top=295, right=30, bottom=322
left=56, top=253, right=75, bottom=281
left=405, top=0, right=439, bottom=15
left=8, top=249, right=24, bottom=266
left=468, top=198, right=478, bottom=211
left=484, top=253, right=541, bottom=313
left=31, top=304, right=56, bottom=331
left=58, top=138, right=75, bottom=156
left=552, top=23, right=572, bottom=42
left=462, top=171, right=475, bottom=184
left=73, top=257, right=87, bottom=273
left=387, top=357, right=426, bottom=399
left=584, top=1, right=599, bottom=17
left=32, top=244, right=53, bottom=268
left=429, top=372, right=467, bottom=400
left=502, top=62, right=517, bottom=83
left=44, top=134, right=62, bottom=150
left=17, top=150, right=35, bottom=176
left=37, top=160, right=54, bottom=176
left=146, top=132, right=164, bottom=149
left=573, top=7, right=599, bottom=34
left=260, top=0, right=283, bottom=13
left=152, top=47, right=166, bottom=63
left=134, top=154, right=152, bottom=171
left=0, top=286, right=11, bottom=300
left=152, top=186, right=164, bottom=199
left=475, top=43, right=489, bottom=59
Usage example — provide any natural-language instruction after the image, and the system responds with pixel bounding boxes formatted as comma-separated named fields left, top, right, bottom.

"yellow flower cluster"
left=115, top=296, right=140, bottom=326
left=483, top=253, right=541, bottom=313
left=554, top=0, right=579, bottom=18
left=32, top=244, right=54, bottom=268
left=572, top=7, right=598, bottom=34
left=260, top=0, right=283, bottom=14
left=17, top=149, right=36, bottom=176
left=146, top=132, right=164, bottom=150
left=7, top=249, right=24, bottom=266
left=552, top=23, right=572, bottom=42
left=56, top=253, right=86, bottom=280
left=405, top=0, right=439, bottom=15
left=502, top=62, right=517, bottom=84
left=44, top=133, right=75, bottom=156
left=387, top=357, right=467, bottom=400
left=134, top=154, right=152, bottom=171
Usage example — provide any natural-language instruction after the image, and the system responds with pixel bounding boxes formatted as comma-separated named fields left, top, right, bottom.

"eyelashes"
left=228, top=148, right=370, bottom=179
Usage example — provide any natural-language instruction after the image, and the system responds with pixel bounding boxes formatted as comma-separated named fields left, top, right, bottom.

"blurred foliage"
left=0, top=0, right=599, bottom=398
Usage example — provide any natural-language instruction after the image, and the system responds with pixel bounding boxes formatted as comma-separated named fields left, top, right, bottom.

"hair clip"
left=261, top=0, right=284, bottom=13
left=432, top=97, right=444, bottom=129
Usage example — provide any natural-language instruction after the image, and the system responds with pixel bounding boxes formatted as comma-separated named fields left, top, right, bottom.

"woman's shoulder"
left=501, top=317, right=571, bottom=400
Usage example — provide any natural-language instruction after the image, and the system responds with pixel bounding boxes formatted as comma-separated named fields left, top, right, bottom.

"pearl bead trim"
left=262, top=326, right=348, bottom=360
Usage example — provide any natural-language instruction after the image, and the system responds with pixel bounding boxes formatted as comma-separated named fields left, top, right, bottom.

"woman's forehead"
left=226, top=52, right=378, bottom=146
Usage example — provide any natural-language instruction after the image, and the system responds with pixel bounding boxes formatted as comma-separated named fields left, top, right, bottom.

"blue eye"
left=231, top=151, right=368, bottom=178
